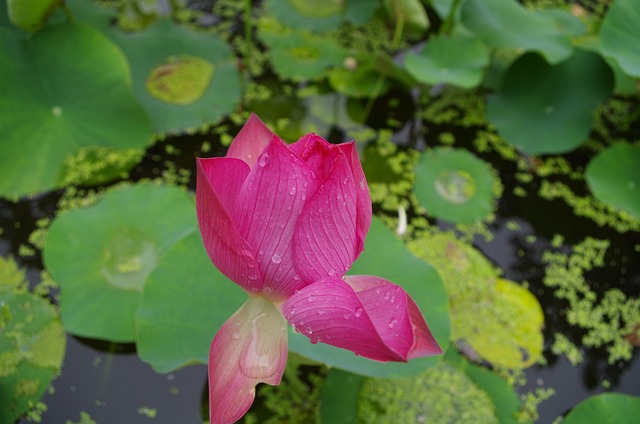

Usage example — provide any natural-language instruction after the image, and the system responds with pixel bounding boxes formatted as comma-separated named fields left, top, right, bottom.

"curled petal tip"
left=209, top=298, right=288, bottom=424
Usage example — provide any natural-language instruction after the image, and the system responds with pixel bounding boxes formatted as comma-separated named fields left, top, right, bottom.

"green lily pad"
left=537, top=9, right=587, bottom=37
left=259, top=19, right=347, bottom=79
left=328, top=56, right=390, bottom=98
left=117, top=20, right=241, bottom=132
left=600, top=0, right=640, bottom=77
left=414, top=148, right=495, bottom=223
left=287, top=217, right=450, bottom=378
left=43, top=184, right=197, bottom=342
left=383, top=0, right=430, bottom=37
left=585, top=144, right=640, bottom=219
left=487, top=51, right=614, bottom=154
left=7, top=0, right=61, bottom=31
left=320, top=368, right=363, bottom=423
left=460, top=0, right=573, bottom=64
left=136, top=231, right=246, bottom=373
left=466, top=279, right=544, bottom=369
left=0, top=22, right=152, bottom=200
left=563, top=393, right=640, bottom=424
left=66, top=1, right=241, bottom=133
left=266, top=0, right=378, bottom=32
left=404, top=34, right=490, bottom=88
left=0, top=258, right=66, bottom=424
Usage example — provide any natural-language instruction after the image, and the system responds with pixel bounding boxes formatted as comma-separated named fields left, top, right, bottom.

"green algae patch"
left=146, top=55, right=214, bottom=105
left=59, top=146, right=144, bottom=187
left=357, top=362, right=498, bottom=423
left=543, top=238, right=640, bottom=363
left=415, top=148, right=495, bottom=224
left=43, top=184, right=197, bottom=342
left=408, top=230, right=544, bottom=369
left=0, top=258, right=66, bottom=424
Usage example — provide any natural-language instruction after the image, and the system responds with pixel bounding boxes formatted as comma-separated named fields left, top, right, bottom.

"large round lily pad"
left=136, top=231, right=246, bottom=373
left=466, top=279, right=544, bottom=369
left=487, top=51, right=614, bottom=154
left=404, top=34, right=490, bottom=88
left=414, top=148, right=495, bottom=224
left=116, top=20, right=241, bottom=133
left=585, top=144, right=640, bottom=219
left=0, top=258, right=66, bottom=423
left=600, top=0, right=640, bottom=78
left=0, top=22, right=152, bottom=200
left=66, top=1, right=241, bottom=133
left=563, top=393, right=640, bottom=424
left=266, top=0, right=378, bottom=32
left=259, top=19, right=347, bottom=80
left=287, top=217, right=450, bottom=378
left=460, top=0, right=572, bottom=64
left=43, top=184, right=197, bottom=342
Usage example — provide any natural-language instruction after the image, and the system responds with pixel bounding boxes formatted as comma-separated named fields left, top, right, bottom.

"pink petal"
left=281, top=277, right=410, bottom=362
left=209, top=297, right=288, bottom=424
left=293, top=150, right=358, bottom=283
left=232, top=137, right=316, bottom=299
left=226, top=113, right=275, bottom=168
left=196, top=158, right=263, bottom=292
left=290, top=133, right=341, bottom=183
left=346, top=275, right=442, bottom=358
left=337, top=142, right=372, bottom=258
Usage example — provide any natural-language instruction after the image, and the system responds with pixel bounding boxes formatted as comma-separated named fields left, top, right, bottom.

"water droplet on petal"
left=271, top=253, right=282, bottom=264
left=388, top=318, right=398, bottom=328
left=258, top=155, right=269, bottom=167
left=359, top=179, right=366, bottom=189
left=289, top=186, right=297, bottom=195
left=355, top=307, right=363, bottom=317
left=343, top=178, right=349, bottom=185
left=307, top=295, right=315, bottom=303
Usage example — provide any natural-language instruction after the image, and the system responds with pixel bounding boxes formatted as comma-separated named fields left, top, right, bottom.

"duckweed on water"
left=539, top=181, right=640, bottom=233
left=544, top=237, right=640, bottom=363
left=357, top=363, right=498, bottom=424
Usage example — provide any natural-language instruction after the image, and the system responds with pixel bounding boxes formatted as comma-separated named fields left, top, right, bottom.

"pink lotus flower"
left=196, top=114, right=442, bottom=424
